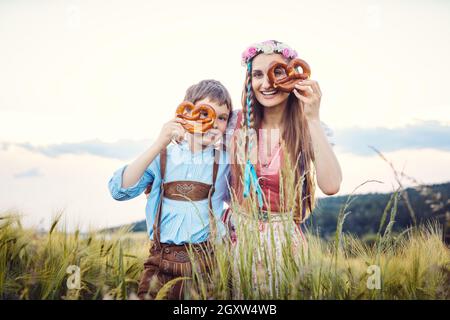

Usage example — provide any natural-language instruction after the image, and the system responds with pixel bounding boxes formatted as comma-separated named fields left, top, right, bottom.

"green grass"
left=0, top=204, right=448, bottom=299
left=0, top=214, right=147, bottom=300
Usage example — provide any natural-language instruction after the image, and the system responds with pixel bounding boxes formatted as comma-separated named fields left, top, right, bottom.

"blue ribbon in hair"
left=243, top=159, right=264, bottom=207
left=242, top=61, right=263, bottom=208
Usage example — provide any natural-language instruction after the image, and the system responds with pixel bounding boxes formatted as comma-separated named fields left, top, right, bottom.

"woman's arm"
left=307, top=119, right=342, bottom=195
left=294, top=79, right=342, bottom=195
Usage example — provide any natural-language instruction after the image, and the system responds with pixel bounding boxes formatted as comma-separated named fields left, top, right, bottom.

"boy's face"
left=191, top=97, right=230, bottom=147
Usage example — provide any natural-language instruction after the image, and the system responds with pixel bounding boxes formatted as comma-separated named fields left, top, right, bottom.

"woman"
left=227, top=40, right=342, bottom=297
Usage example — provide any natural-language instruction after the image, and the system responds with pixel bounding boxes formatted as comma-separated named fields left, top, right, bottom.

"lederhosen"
left=137, top=147, right=220, bottom=300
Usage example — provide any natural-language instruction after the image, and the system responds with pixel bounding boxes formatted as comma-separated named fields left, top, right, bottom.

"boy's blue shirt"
left=108, top=141, right=231, bottom=244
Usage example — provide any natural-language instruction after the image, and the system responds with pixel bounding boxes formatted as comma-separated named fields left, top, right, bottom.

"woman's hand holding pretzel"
left=266, top=58, right=321, bottom=122
left=293, top=79, right=322, bottom=122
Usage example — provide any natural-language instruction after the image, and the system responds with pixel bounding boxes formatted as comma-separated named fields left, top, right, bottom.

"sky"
left=1, top=0, right=449, bottom=231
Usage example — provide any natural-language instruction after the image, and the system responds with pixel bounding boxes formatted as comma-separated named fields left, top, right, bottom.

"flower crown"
left=241, top=40, right=298, bottom=66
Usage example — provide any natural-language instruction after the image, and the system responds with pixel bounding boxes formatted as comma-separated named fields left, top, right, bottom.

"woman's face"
left=251, top=54, right=290, bottom=108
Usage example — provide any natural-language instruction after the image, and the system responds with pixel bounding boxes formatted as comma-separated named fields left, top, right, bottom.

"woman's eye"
left=275, top=68, right=286, bottom=77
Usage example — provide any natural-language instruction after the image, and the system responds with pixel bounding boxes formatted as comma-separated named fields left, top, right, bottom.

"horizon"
left=5, top=179, right=448, bottom=233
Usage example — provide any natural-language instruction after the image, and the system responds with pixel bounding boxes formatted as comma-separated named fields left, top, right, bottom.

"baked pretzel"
left=267, top=58, right=311, bottom=93
left=175, top=101, right=216, bottom=134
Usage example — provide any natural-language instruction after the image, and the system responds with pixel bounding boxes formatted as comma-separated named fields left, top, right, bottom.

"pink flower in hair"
left=242, top=46, right=258, bottom=65
left=246, top=47, right=257, bottom=59
left=282, top=48, right=291, bottom=58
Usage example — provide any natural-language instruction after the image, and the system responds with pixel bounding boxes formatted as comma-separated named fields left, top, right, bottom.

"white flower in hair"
left=255, top=43, right=264, bottom=51
left=276, top=43, right=288, bottom=51
left=261, top=44, right=274, bottom=54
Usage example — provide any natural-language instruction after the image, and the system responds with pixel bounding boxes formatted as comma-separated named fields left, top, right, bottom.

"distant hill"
left=104, top=182, right=450, bottom=240
left=309, top=182, right=449, bottom=240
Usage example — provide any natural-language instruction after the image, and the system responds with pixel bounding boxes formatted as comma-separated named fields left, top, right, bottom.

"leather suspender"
left=152, top=148, right=167, bottom=249
left=153, top=147, right=219, bottom=248
left=208, top=149, right=220, bottom=243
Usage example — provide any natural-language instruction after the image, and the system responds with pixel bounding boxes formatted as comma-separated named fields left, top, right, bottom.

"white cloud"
left=333, top=120, right=450, bottom=156
left=12, top=139, right=152, bottom=160
left=13, top=167, right=42, bottom=178
left=2, top=119, right=448, bottom=161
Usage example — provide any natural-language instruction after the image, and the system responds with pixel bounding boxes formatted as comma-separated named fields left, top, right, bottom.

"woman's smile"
left=260, top=89, right=279, bottom=99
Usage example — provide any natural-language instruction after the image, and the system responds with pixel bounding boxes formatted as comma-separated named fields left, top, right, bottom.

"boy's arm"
left=108, top=163, right=156, bottom=201
left=108, top=117, right=186, bottom=201
left=121, top=140, right=165, bottom=189
left=122, top=117, right=185, bottom=188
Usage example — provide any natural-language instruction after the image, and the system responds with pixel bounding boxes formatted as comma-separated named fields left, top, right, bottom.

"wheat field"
left=0, top=206, right=448, bottom=300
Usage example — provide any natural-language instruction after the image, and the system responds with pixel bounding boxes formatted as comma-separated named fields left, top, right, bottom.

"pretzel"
left=267, top=58, right=311, bottom=93
left=175, top=101, right=216, bottom=134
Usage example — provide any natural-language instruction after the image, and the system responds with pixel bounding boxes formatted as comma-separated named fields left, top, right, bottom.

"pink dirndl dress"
left=222, top=127, right=308, bottom=252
